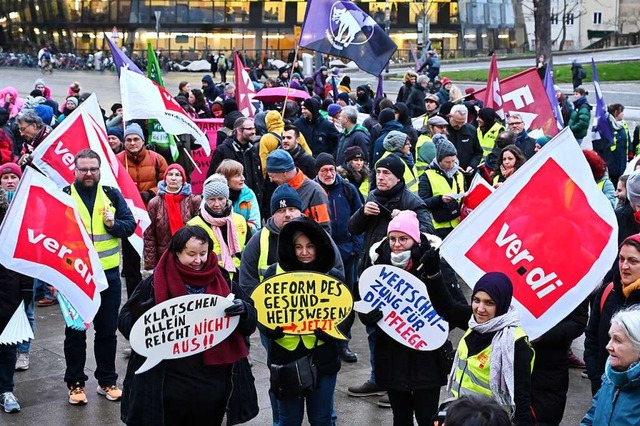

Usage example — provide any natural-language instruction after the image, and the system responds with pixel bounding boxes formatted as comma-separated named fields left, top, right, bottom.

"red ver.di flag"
left=440, top=128, right=617, bottom=339
left=0, top=169, right=108, bottom=322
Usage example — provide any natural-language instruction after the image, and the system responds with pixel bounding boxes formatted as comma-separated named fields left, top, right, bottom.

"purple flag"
left=543, top=65, right=564, bottom=129
left=589, top=58, right=613, bottom=143
left=376, top=75, right=384, bottom=100
left=104, top=35, right=142, bottom=77
left=299, top=0, right=397, bottom=77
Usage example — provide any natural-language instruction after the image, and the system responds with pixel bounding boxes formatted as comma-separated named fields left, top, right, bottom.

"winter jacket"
left=531, top=300, right=588, bottom=424
left=369, top=236, right=449, bottom=391
left=600, top=117, right=631, bottom=179
left=201, top=75, right=221, bottom=103
left=118, top=275, right=257, bottom=426
left=426, top=273, right=534, bottom=426
left=396, top=82, right=413, bottom=104
left=581, top=360, right=640, bottom=426
left=286, top=169, right=332, bottom=233
left=143, top=182, right=202, bottom=270
left=447, top=123, right=483, bottom=171
left=514, top=131, right=536, bottom=160
left=337, top=163, right=370, bottom=202
left=117, top=148, right=168, bottom=202
left=263, top=218, right=345, bottom=377
left=206, top=136, right=264, bottom=209
left=394, top=102, right=419, bottom=149
left=584, top=269, right=640, bottom=395
left=371, top=120, right=405, bottom=165
left=288, top=144, right=316, bottom=179
left=316, top=174, right=364, bottom=261
left=349, top=182, right=434, bottom=273
left=436, top=86, right=450, bottom=105
left=232, top=186, right=261, bottom=234
left=406, top=84, right=428, bottom=118
left=335, top=124, right=370, bottom=166
left=355, top=85, right=373, bottom=114
left=258, top=110, right=312, bottom=176
left=293, top=100, right=341, bottom=157
left=568, top=97, right=592, bottom=140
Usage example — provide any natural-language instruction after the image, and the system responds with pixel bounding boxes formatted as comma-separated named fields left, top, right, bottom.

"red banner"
left=475, top=68, right=558, bottom=137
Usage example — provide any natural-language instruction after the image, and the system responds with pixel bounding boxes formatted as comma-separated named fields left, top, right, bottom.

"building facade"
left=0, top=0, right=525, bottom=60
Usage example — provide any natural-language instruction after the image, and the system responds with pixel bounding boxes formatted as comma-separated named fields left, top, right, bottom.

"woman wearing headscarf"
left=119, top=226, right=257, bottom=425
left=187, top=174, right=248, bottom=280
left=423, top=255, right=535, bottom=425
left=477, top=107, right=505, bottom=160
left=582, top=305, right=640, bottom=425
left=491, top=145, right=527, bottom=188
left=143, top=164, right=202, bottom=270
left=359, top=211, right=446, bottom=425
left=261, top=217, right=345, bottom=426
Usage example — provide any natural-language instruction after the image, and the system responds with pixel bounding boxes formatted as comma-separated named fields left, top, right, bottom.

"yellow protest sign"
left=251, top=271, right=353, bottom=340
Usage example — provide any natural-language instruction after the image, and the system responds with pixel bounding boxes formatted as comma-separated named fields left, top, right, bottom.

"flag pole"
left=282, top=41, right=300, bottom=113
left=182, top=147, right=202, bottom=174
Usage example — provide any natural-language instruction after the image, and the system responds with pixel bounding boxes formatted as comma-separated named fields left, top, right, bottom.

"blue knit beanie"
left=267, top=149, right=295, bottom=173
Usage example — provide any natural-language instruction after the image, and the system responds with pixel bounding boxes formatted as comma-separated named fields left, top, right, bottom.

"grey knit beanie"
left=433, top=134, right=457, bottom=162
left=383, top=130, right=408, bottom=153
left=203, top=173, right=229, bottom=200
left=627, top=170, right=640, bottom=206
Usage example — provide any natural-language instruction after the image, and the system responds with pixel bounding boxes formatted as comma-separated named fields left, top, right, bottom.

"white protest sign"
left=130, top=294, right=239, bottom=374
left=355, top=265, right=448, bottom=351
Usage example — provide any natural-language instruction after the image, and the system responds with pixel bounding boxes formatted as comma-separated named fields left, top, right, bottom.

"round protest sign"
left=129, top=294, right=239, bottom=374
left=355, top=265, right=448, bottom=351
left=251, top=271, right=353, bottom=340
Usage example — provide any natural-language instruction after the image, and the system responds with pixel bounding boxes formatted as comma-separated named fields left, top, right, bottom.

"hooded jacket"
left=263, top=217, right=345, bottom=376
left=355, top=85, right=373, bottom=114
left=568, top=97, right=592, bottom=139
left=293, top=98, right=341, bottom=157
left=394, top=102, right=419, bottom=149
left=406, top=84, right=428, bottom=118
left=201, top=75, right=220, bottom=103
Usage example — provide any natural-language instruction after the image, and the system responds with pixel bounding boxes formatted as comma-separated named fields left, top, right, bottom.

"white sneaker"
left=15, top=353, right=29, bottom=371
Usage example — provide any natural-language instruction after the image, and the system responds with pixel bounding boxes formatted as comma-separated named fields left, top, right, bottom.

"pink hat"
left=164, top=163, right=186, bottom=181
left=0, top=162, right=22, bottom=179
left=387, top=210, right=421, bottom=243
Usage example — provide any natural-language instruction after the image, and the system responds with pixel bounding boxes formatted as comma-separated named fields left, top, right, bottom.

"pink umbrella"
left=252, top=87, right=310, bottom=103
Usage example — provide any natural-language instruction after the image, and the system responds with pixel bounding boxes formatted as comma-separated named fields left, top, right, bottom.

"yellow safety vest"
left=377, top=151, right=419, bottom=193
left=70, top=185, right=120, bottom=270
left=257, top=227, right=272, bottom=282
left=478, top=122, right=505, bottom=156
left=272, top=264, right=325, bottom=350
left=612, top=120, right=629, bottom=152
left=597, top=180, right=605, bottom=191
left=425, top=168, right=464, bottom=229
left=187, top=214, right=248, bottom=271
left=452, top=326, right=534, bottom=400
left=415, top=134, right=434, bottom=176
left=358, top=178, right=370, bottom=200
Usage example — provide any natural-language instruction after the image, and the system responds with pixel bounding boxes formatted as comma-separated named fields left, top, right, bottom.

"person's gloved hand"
left=224, top=299, right=247, bottom=317
left=420, top=247, right=441, bottom=277
left=262, top=326, right=285, bottom=340
left=314, top=327, right=335, bottom=342
left=359, top=309, right=383, bottom=326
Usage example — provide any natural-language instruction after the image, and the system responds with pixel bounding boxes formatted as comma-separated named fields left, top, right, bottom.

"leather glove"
left=359, top=309, right=383, bottom=327
left=314, top=327, right=335, bottom=342
left=224, top=299, right=247, bottom=317
left=262, top=326, right=285, bottom=340
left=420, top=247, right=441, bottom=277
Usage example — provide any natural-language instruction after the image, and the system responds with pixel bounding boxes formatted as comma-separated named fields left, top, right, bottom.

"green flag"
left=147, top=42, right=179, bottom=161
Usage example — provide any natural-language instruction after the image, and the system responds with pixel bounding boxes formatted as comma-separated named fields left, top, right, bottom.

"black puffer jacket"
left=531, top=300, right=588, bottom=424
left=584, top=269, right=640, bottom=395
left=370, top=236, right=449, bottom=391
left=263, top=217, right=346, bottom=377
left=293, top=98, right=341, bottom=157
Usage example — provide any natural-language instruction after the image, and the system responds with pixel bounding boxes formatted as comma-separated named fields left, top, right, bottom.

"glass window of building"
left=263, top=1, right=284, bottom=23
left=226, top=2, right=249, bottom=23
left=409, top=1, right=441, bottom=24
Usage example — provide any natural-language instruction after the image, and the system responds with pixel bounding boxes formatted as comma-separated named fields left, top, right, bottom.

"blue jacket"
left=233, top=186, right=261, bottom=235
left=316, top=174, right=364, bottom=261
left=581, top=360, right=640, bottom=426
left=293, top=115, right=341, bottom=157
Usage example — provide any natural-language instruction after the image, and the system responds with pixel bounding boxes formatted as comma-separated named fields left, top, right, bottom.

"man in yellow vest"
left=418, top=135, right=466, bottom=303
left=63, top=149, right=136, bottom=406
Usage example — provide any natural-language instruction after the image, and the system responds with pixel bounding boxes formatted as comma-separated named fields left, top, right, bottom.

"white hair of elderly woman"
left=611, top=304, right=640, bottom=353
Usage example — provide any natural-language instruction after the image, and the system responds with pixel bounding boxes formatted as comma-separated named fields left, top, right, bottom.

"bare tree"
left=553, top=0, right=586, bottom=51
left=532, top=0, right=552, bottom=65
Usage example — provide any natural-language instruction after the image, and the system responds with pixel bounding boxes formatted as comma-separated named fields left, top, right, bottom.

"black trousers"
left=122, top=238, right=142, bottom=298
left=387, top=388, right=440, bottom=426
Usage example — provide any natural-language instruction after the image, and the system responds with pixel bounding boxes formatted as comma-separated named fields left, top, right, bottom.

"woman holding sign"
left=359, top=210, right=449, bottom=425
left=423, top=261, right=535, bottom=425
left=261, top=217, right=345, bottom=426
left=118, top=226, right=257, bottom=426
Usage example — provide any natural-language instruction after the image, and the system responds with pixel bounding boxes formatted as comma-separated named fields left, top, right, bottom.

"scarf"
left=390, top=250, right=412, bottom=269
left=154, top=250, right=247, bottom=365
left=199, top=202, right=241, bottom=272
left=623, top=277, right=640, bottom=298
left=397, top=152, right=416, bottom=168
left=431, top=159, right=460, bottom=180
left=609, top=114, right=623, bottom=131
left=164, top=192, right=186, bottom=235
left=447, top=306, right=521, bottom=412
left=500, top=165, right=515, bottom=180
left=373, top=180, right=405, bottom=204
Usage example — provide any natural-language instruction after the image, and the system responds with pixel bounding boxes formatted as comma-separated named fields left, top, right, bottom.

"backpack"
left=578, top=67, right=586, bottom=80
left=599, top=282, right=614, bottom=313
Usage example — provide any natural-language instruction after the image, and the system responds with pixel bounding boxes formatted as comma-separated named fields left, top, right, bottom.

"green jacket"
left=568, top=97, right=592, bottom=139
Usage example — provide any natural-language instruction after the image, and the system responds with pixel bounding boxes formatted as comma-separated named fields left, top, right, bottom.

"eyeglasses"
left=18, top=123, right=34, bottom=132
left=241, top=127, right=256, bottom=131
left=508, top=121, right=523, bottom=126
left=318, top=168, right=336, bottom=175
left=388, top=236, right=411, bottom=245
left=77, top=167, right=100, bottom=174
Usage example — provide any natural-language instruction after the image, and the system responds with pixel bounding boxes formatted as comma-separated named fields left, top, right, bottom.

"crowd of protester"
left=0, top=57, right=639, bottom=426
